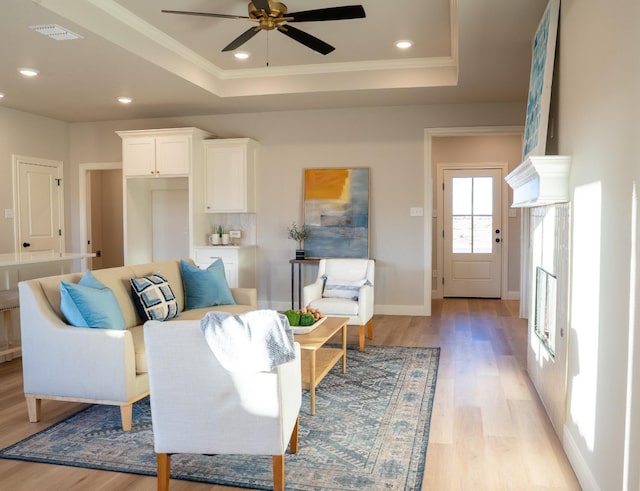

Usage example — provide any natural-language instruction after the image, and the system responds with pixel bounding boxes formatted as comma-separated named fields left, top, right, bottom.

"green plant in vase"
left=211, top=225, right=223, bottom=245
left=288, top=222, right=310, bottom=259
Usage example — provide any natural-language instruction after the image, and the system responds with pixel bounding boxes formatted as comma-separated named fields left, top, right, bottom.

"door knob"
left=22, top=242, right=31, bottom=248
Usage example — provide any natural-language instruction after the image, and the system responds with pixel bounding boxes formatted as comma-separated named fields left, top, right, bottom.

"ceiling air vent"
left=29, top=24, right=82, bottom=41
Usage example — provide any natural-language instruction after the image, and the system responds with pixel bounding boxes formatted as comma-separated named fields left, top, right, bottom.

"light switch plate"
left=4, top=208, right=14, bottom=219
left=410, top=207, right=424, bottom=217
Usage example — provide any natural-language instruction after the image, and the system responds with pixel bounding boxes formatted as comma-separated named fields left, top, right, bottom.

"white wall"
left=558, top=1, right=640, bottom=489
left=65, top=102, right=524, bottom=313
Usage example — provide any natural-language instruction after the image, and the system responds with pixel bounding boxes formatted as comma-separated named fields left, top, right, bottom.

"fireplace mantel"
left=505, top=155, right=571, bottom=208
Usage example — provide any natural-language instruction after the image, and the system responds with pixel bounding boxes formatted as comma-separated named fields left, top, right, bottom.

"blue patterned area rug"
left=0, top=346, right=439, bottom=490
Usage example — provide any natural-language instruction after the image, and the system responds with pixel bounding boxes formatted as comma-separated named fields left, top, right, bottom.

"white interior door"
left=16, top=158, right=63, bottom=254
left=443, top=168, right=502, bottom=297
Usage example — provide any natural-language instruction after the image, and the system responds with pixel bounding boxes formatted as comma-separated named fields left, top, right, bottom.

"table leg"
left=341, top=324, right=347, bottom=374
left=297, top=263, right=302, bottom=310
left=310, top=350, right=316, bottom=415
left=290, top=263, right=294, bottom=310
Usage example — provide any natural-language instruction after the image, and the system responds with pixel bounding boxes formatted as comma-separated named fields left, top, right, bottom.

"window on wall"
left=451, top=176, right=493, bottom=253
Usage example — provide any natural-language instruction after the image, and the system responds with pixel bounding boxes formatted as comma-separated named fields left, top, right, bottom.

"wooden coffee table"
left=293, top=316, right=348, bottom=415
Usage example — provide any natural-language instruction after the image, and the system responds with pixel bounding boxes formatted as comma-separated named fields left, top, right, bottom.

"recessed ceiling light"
left=18, top=68, right=39, bottom=77
left=395, top=40, right=413, bottom=49
left=234, top=51, right=250, bottom=60
left=0, top=93, right=4, bottom=99
left=117, top=96, right=133, bottom=104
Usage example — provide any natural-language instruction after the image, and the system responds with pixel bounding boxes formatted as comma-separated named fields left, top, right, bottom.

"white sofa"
left=18, top=258, right=256, bottom=431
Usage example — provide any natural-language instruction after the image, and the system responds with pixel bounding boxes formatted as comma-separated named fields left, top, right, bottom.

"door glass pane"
left=473, top=177, right=493, bottom=215
left=473, top=216, right=492, bottom=252
left=451, top=176, right=494, bottom=254
left=452, top=215, right=472, bottom=253
left=452, top=178, right=472, bottom=214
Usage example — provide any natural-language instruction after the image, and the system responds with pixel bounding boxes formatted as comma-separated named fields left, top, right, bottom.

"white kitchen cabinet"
left=117, top=127, right=215, bottom=264
left=118, top=128, right=209, bottom=177
left=194, top=246, right=256, bottom=288
left=204, top=138, right=258, bottom=213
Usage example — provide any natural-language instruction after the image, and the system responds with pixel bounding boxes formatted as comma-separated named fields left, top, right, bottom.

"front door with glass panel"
left=443, top=168, right=502, bottom=297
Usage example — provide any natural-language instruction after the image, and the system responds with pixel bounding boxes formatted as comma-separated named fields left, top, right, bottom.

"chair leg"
left=367, top=318, right=373, bottom=340
left=157, top=453, right=170, bottom=491
left=272, top=455, right=285, bottom=491
left=289, top=416, right=299, bottom=454
left=26, top=396, right=41, bottom=423
left=120, top=403, right=133, bottom=431
left=358, top=325, right=365, bottom=352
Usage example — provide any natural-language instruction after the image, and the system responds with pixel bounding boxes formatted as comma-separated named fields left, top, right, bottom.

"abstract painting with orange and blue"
left=303, top=168, right=369, bottom=258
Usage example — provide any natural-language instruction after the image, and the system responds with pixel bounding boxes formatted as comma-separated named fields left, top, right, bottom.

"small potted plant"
left=211, top=225, right=223, bottom=245
left=288, top=222, right=310, bottom=259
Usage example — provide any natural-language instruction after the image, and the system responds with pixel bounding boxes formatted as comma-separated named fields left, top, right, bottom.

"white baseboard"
left=374, top=304, right=430, bottom=316
left=563, top=425, right=601, bottom=491
left=505, top=290, right=520, bottom=300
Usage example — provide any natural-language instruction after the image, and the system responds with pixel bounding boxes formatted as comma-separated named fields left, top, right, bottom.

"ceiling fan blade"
left=277, top=25, right=335, bottom=55
left=161, top=9, right=250, bottom=20
left=222, top=27, right=261, bottom=52
left=287, top=5, right=366, bottom=22
left=251, top=0, right=271, bottom=15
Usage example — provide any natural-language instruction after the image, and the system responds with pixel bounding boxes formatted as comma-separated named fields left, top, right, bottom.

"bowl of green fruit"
left=283, top=306, right=326, bottom=334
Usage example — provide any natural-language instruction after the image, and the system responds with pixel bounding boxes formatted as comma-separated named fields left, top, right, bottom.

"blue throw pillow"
left=60, top=271, right=126, bottom=330
left=130, top=273, right=179, bottom=321
left=180, top=259, right=235, bottom=310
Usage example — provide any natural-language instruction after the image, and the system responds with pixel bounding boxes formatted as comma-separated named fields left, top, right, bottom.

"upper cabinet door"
left=118, top=130, right=195, bottom=177
left=122, top=137, right=156, bottom=176
left=155, top=134, right=191, bottom=175
left=204, top=139, right=257, bottom=213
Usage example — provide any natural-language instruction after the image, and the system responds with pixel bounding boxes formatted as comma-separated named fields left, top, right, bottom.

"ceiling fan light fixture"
left=234, top=51, right=251, bottom=60
left=18, top=67, right=39, bottom=77
left=395, top=40, right=413, bottom=49
left=117, top=96, right=133, bottom=104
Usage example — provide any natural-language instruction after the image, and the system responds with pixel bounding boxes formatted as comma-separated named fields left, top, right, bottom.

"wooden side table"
left=289, top=258, right=320, bottom=309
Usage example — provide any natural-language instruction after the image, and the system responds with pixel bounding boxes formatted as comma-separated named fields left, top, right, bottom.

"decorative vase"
left=296, top=249, right=305, bottom=260
left=222, top=234, right=230, bottom=245
left=211, top=234, right=221, bottom=245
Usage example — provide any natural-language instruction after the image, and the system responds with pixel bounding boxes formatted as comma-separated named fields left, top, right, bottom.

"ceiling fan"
left=162, top=1, right=366, bottom=55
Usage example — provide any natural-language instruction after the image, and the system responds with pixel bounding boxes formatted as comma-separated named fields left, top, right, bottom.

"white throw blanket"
left=200, top=310, right=296, bottom=372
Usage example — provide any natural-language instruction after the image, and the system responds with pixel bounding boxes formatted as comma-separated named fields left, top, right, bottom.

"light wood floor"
left=0, top=299, right=581, bottom=490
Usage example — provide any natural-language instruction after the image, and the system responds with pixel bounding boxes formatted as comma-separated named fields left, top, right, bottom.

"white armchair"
left=144, top=320, right=301, bottom=491
left=303, top=258, right=375, bottom=351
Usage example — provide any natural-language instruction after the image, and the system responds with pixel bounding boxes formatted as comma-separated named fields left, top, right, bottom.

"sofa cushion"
left=130, top=273, right=179, bottom=321
left=308, top=297, right=359, bottom=317
left=60, top=271, right=126, bottom=330
left=181, top=259, right=235, bottom=310
left=130, top=260, right=186, bottom=313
